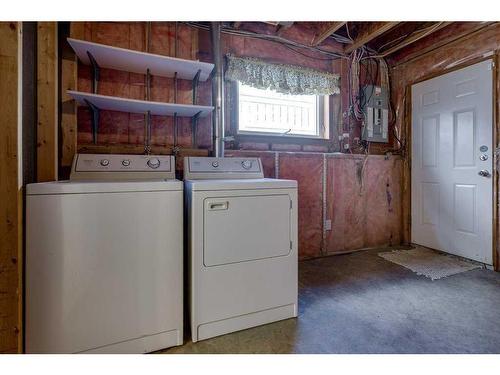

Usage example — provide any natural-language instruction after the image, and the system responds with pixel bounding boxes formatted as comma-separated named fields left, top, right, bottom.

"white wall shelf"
left=68, top=90, right=214, bottom=118
left=68, top=38, right=214, bottom=81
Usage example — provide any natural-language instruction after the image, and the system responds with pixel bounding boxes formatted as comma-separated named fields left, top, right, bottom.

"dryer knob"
left=241, top=160, right=253, bottom=170
left=147, top=158, right=161, bottom=169
left=100, top=159, right=110, bottom=167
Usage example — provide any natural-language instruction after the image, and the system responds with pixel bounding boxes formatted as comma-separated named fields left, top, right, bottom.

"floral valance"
left=225, top=55, right=340, bottom=96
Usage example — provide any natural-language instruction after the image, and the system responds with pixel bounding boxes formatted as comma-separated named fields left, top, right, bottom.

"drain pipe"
left=210, top=22, right=225, bottom=157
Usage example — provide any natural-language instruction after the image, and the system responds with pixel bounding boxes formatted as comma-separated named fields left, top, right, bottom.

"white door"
left=411, top=59, right=493, bottom=265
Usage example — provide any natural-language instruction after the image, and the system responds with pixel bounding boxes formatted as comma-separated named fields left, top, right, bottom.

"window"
left=237, top=82, right=328, bottom=138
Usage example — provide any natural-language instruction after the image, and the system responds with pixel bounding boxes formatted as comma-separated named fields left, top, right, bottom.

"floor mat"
left=378, top=247, right=483, bottom=280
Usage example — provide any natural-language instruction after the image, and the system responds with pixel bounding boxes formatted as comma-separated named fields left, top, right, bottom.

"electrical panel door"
left=361, top=85, right=389, bottom=143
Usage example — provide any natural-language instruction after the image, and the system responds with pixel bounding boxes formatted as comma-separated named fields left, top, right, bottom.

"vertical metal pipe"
left=210, top=22, right=225, bottom=157
left=146, top=68, right=151, bottom=101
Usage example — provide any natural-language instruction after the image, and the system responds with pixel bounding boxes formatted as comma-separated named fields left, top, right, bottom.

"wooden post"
left=37, top=22, right=58, bottom=182
left=0, top=21, right=23, bottom=353
left=60, top=22, right=84, bottom=173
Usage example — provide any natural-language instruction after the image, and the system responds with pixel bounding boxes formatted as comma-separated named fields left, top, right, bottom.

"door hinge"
left=290, top=241, right=293, bottom=250
left=290, top=200, right=293, bottom=209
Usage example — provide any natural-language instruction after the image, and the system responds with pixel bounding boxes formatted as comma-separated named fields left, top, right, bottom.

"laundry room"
left=1, top=1, right=500, bottom=370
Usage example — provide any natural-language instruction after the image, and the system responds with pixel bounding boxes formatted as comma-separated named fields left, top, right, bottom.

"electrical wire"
left=376, top=22, right=435, bottom=52
left=184, top=22, right=348, bottom=61
left=369, top=22, right=446, bottom=58
left=345, top=22, right=354, bottom=41
left=329, top=33, right=353, bottom=44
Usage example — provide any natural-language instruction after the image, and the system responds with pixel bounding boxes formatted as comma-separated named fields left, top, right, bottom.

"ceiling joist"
left=344, top=22, right=400, bottom=53
left=379, top=22, right=452, bottom=57
left=311, top=22, right=346, bottom=46
left=390, top=22, right=492, bottom=66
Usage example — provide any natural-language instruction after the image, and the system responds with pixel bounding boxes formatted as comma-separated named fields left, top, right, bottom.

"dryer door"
left=203, top=193, right=292, bottom=266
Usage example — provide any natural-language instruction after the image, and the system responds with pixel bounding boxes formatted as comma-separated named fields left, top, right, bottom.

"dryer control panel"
left=184, top=157, right=264, bottom=180
left=70, top=154, right=176, bottom=180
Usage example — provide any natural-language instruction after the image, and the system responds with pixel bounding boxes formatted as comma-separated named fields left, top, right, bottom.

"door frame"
left=405, top=53, right=499, bottom=270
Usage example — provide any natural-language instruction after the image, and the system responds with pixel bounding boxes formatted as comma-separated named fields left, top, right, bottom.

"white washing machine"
left=184, top=156, right=298, bottom=342
left=26, top=154, right=183, bottom=353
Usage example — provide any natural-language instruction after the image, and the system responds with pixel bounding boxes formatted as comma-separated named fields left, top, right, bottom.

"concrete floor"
left=160, top=248, right=500, bottom=354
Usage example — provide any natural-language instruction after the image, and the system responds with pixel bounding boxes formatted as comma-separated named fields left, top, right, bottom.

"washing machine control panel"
left=184, top=157, right=264, bottom=179
left=70, top=154, right=176, bottom=180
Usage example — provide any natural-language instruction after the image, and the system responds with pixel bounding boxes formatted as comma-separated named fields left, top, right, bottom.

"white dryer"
left=184, top=157, right=298, bottom=342
left=26, top=154, right=183, bottom=353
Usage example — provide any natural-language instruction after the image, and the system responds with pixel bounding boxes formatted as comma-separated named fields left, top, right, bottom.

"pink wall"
left=226, top=150, right=403, bottom=259
left=73, top=22, right=405, bottom=260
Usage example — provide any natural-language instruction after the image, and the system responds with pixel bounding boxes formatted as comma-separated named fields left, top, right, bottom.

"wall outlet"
left=324, top=219, right=332, bottom=231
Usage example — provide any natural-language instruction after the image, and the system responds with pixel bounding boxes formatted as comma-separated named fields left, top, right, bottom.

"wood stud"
left=344, top=22, right=400, bottom=53
left=37, top=22, right=58, bottom=182
left=311, top=22, right=346, bottom=46
left=0, top=21, right=22, bottom=354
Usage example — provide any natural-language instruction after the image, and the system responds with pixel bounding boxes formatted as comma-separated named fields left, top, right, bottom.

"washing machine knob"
left=212, top=161, right=219, bottom=168
left=122, top=159, right=131, bottom=167
left=241, top=160, right=253, bottom=170
left=100, top=159, right=110, bottom=167
left=147, top=158, right=161, bottom=169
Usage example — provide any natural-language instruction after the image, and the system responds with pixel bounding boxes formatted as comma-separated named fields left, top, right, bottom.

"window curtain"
left=225, top=54, right=340, bottom=96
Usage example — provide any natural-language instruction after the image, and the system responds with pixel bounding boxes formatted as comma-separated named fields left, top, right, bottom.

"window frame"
left=228, top=81, right=333, bottom=144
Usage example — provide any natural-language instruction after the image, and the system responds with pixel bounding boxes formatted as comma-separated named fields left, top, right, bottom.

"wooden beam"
left=389, top=22, right=493, bottom=67
left=0, top=21, right=23, bottom=353
left=344, top=22, right=400, bottom=53
left=37, top=22, right=58, bottom=182
left=379, top=22, right=452, bottom=57
left=311, top=22, right=346, bottom=46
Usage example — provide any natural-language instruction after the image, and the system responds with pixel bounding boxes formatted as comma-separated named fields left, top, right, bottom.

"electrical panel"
left=361, top=85, right=389, bottom=143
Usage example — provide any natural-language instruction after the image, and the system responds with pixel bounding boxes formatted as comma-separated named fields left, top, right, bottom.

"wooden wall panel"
left=37, top=22, right=58, bottom=182
left=0, top=21, right=22, bottom=353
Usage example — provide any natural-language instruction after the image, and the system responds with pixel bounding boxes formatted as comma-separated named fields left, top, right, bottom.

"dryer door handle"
left=208, top=201, right=229, bottom=211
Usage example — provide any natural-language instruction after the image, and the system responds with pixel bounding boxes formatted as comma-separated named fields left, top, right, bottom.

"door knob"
left=478, top=170, right=491, bottom=178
